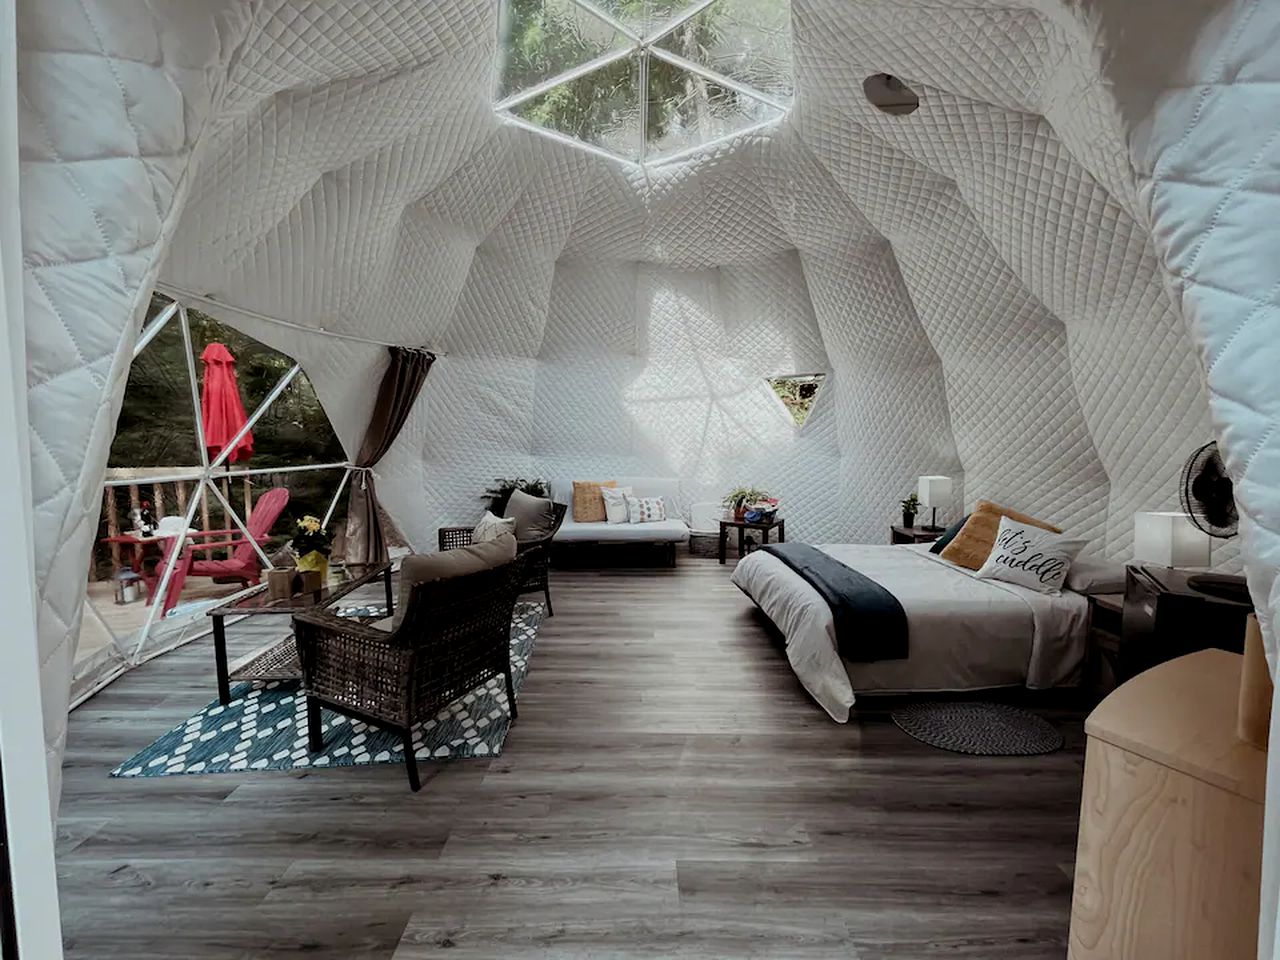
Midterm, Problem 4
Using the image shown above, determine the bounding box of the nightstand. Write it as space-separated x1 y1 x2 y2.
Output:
1085 593 1124 697
890 525 941 545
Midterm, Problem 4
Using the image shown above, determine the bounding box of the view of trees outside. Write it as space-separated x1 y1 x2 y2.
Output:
498 0 791 162
94 300 348 579
768 373 825 426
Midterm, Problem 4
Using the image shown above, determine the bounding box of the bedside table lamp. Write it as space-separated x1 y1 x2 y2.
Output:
1133 511 1211 568
917 475 952 532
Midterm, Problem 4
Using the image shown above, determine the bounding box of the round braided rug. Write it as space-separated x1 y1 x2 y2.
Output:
890 701 1063 756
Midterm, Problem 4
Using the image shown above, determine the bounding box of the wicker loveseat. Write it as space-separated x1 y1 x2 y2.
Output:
438 500 567 615
293 551 532 791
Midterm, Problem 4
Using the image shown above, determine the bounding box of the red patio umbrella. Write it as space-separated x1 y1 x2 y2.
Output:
200 342 254 464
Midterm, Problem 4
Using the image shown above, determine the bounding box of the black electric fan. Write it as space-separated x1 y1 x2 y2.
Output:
1178 441 1250 603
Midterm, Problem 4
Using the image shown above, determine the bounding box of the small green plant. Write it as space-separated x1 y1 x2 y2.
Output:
900 493 920 514
723 486 772 510
483 476 549 514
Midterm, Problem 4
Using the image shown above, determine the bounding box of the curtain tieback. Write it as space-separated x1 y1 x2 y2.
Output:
352 465 378 490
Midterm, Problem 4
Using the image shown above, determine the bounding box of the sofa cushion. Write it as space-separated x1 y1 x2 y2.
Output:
551 476 683 516
601 485 633 524
940 500 1061 570
555 516 690 543
503 488 558 541
626 495 667 524
395 532 517 625
572 479 616 523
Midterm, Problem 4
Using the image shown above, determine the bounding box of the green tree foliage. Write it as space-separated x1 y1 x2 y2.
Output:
501 0 734 153
768 374 824 426
97 300 349 578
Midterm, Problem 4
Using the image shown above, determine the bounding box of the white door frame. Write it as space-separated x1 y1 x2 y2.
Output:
0 0 65 953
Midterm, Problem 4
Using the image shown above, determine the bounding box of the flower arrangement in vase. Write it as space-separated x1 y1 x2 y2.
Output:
291 515 333 584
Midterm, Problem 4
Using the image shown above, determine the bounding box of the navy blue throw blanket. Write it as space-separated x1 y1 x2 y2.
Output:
761 543 908 662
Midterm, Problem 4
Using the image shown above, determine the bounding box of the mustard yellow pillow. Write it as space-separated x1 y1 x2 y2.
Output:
572 480 616 523
939 499 1061 570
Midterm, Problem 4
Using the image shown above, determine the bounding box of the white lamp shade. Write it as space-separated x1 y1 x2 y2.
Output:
917 475 953 507
1133 511 1212 568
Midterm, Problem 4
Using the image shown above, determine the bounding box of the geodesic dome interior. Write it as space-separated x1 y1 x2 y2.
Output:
17 0 1280 835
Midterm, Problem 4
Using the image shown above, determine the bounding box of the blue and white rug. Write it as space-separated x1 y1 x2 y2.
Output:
112 601 543 778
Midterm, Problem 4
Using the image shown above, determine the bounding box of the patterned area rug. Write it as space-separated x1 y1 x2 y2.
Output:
890 701 1064 756
112 602 543 778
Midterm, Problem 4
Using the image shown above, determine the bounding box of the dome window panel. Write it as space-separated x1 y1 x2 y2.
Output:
652 0 794 102
766 373 826 427
495 0 632 102
504 51 645 163
496 0 792 165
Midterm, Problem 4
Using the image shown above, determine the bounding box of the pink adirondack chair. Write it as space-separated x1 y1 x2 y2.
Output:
156 487 291 615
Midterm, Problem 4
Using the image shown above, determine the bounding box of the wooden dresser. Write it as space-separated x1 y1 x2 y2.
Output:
1069 649 1266 959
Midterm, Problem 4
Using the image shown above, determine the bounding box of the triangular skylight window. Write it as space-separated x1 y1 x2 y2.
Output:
495 0 792 165
767 373 826 427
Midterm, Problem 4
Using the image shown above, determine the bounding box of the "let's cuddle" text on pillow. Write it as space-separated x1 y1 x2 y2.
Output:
973 515 1087 595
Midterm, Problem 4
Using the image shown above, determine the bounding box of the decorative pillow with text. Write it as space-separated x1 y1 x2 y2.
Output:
974 516 1087 595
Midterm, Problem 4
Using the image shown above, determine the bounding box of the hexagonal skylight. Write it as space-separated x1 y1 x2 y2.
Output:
495 0 792 166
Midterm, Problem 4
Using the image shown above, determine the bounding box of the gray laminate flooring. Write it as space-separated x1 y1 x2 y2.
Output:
57 557 1085 959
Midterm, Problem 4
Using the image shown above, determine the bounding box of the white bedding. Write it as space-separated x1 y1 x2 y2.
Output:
731 542 1089 721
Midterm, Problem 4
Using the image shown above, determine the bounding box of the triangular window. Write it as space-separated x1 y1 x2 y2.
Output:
767 373 826 427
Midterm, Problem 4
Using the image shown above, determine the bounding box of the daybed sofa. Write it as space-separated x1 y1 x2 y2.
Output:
548 477 691 565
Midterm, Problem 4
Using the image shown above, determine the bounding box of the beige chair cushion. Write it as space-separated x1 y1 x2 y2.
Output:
394 532 517 626
572 479 616 523
503 488 557 540
939 499 1061 570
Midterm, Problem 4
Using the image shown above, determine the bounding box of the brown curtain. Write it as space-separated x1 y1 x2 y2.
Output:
342 346 434 565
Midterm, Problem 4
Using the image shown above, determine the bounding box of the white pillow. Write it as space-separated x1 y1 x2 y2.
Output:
472 510 517 543
1064 559 1128 595
974 516 1087 595
600 485 633 524
626 495 667 524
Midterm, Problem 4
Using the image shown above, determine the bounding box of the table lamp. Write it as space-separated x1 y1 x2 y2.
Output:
917 475 953 532
1133 511 1211 568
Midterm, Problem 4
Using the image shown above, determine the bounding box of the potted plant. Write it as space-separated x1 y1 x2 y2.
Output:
482 476 549 515
900 493 920 528
723 486 772 522
291 515 333 585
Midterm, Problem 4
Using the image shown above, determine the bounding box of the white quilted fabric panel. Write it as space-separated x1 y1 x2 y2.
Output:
19 0 1273 828
18 0 251 807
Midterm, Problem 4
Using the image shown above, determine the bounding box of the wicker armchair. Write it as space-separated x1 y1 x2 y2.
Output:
292 551 532 791
437 501 567 615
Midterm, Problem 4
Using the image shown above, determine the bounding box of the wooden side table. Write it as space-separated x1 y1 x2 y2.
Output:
890 525 942 545
1069 650 1264 959
718 518 785 564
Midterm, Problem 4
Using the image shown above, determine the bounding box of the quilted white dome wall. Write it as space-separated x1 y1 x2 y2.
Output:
17 0 1279 815
157 0 1223 562
16 1 253 805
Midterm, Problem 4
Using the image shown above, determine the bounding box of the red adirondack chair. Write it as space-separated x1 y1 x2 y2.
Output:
156 487 291 615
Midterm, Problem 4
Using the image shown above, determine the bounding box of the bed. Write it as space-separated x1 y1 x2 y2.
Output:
731 541 1089 721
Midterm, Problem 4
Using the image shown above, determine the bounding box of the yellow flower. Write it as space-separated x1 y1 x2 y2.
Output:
299 516 322 534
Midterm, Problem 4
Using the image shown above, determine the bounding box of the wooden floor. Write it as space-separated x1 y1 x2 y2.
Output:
58 557 1087 959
